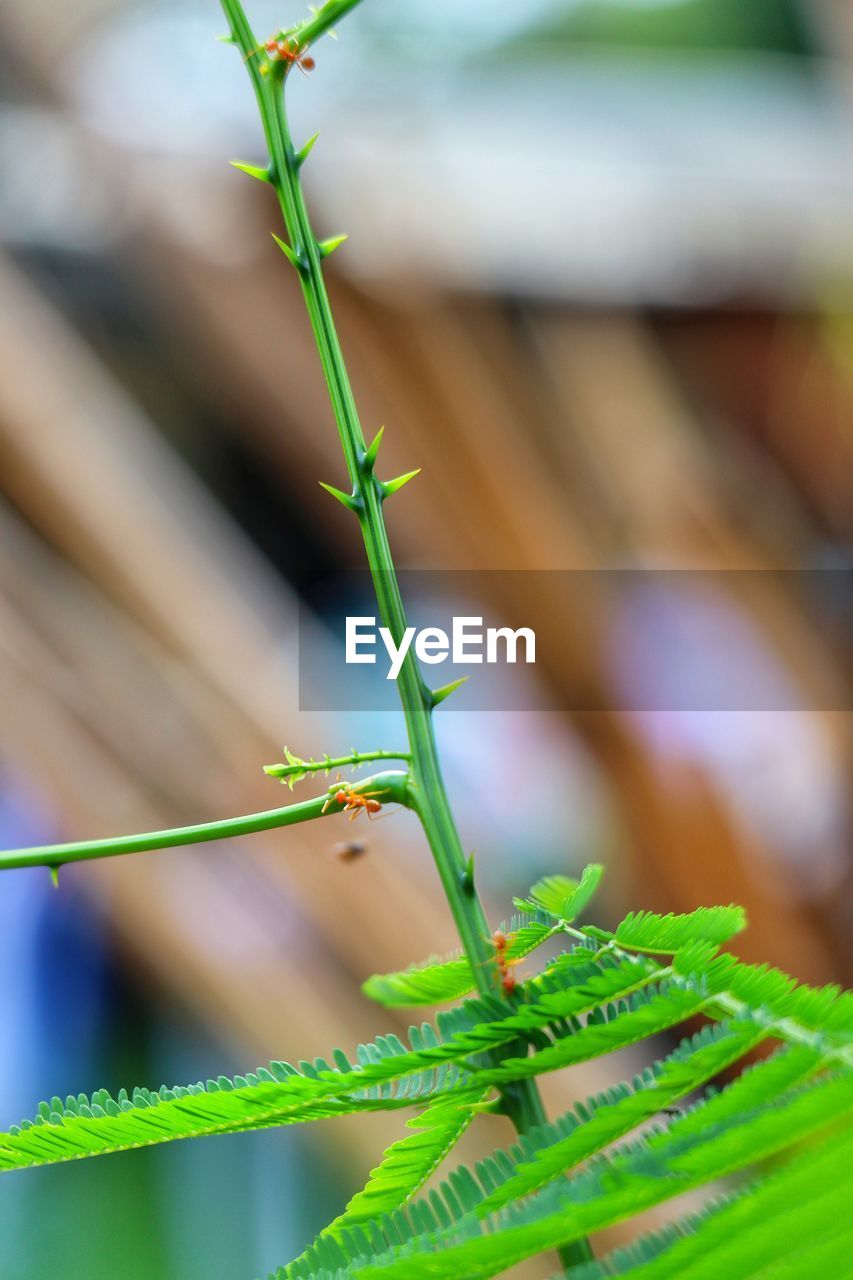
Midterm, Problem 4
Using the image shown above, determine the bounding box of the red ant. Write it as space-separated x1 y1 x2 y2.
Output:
322 782 387 822
492 930 519 996
247 35 315 74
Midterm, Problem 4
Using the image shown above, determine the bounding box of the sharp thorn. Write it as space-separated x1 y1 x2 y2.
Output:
318 233 348 259
364 425 385 469
431 676 468 707
296 132 320 166
49 865 60 889
319 481 359 512
272 232 303 271
379 468 421 499
230 159 271 183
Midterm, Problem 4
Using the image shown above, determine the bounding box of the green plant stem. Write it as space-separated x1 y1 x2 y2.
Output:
0 771 411 873
282 0 363 48
220 1 591 1267
264 747 410 780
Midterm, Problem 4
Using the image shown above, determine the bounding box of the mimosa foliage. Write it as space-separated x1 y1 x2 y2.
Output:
0 5 846 1279
2 869 850 1278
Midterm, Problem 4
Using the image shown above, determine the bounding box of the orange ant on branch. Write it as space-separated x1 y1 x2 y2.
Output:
322 781 388 822
246 34 316 75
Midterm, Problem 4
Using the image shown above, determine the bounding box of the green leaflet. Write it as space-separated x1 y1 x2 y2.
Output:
612 904 747 953
363 956 476 1008
0 1068 453 1174
513 863 604 921
362 913 556 1008
476 1018 769 1214
284 1089 487 1278
673 946 853 1065
563 1119 853 1279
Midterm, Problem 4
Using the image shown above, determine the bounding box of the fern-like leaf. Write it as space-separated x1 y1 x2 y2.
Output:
611 905 747 954
269 1071 853 1278
285 1088 487 1278
565 1109 853 1279
476 1018 768 1214
513 863 604 922
0 952 663 1172
363 913 555 1008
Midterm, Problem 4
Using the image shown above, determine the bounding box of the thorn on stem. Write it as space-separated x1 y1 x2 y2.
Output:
431 676 468 707
363 426 385 470
272 232 305 272
318 233 348 259
49 865 60 889
230 160 271 183
296 132 320 166
319 481 360 512
379 469 420 500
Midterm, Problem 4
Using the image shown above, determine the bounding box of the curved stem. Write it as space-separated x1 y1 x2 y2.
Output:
0 771 411 872
219 1 591 1268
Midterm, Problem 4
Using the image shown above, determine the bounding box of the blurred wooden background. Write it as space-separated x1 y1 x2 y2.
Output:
0 0 850 1273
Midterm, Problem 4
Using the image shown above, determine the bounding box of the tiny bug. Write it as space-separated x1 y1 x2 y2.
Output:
322 782 387 822
333 840 368 862
491 930 519 997
248 35 315 74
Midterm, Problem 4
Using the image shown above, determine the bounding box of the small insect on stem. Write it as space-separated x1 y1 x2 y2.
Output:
322 781 388 822
246 34 316 75
491 929 519 996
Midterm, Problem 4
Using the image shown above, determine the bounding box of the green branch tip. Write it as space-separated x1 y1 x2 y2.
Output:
264 747 411 789
286 0 367 48
318 233 348 258
432 676 469 707
230 160 271 183
380 469 421 499
318 480 359 511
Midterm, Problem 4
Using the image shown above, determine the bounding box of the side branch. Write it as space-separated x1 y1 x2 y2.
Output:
264 747 410 786
288 0 365 46
0 770 411 873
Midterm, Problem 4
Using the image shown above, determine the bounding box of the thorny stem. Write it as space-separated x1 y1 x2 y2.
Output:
264 747 410 782
220 0 591 1268
0 3 590 1268
0 772 411 872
